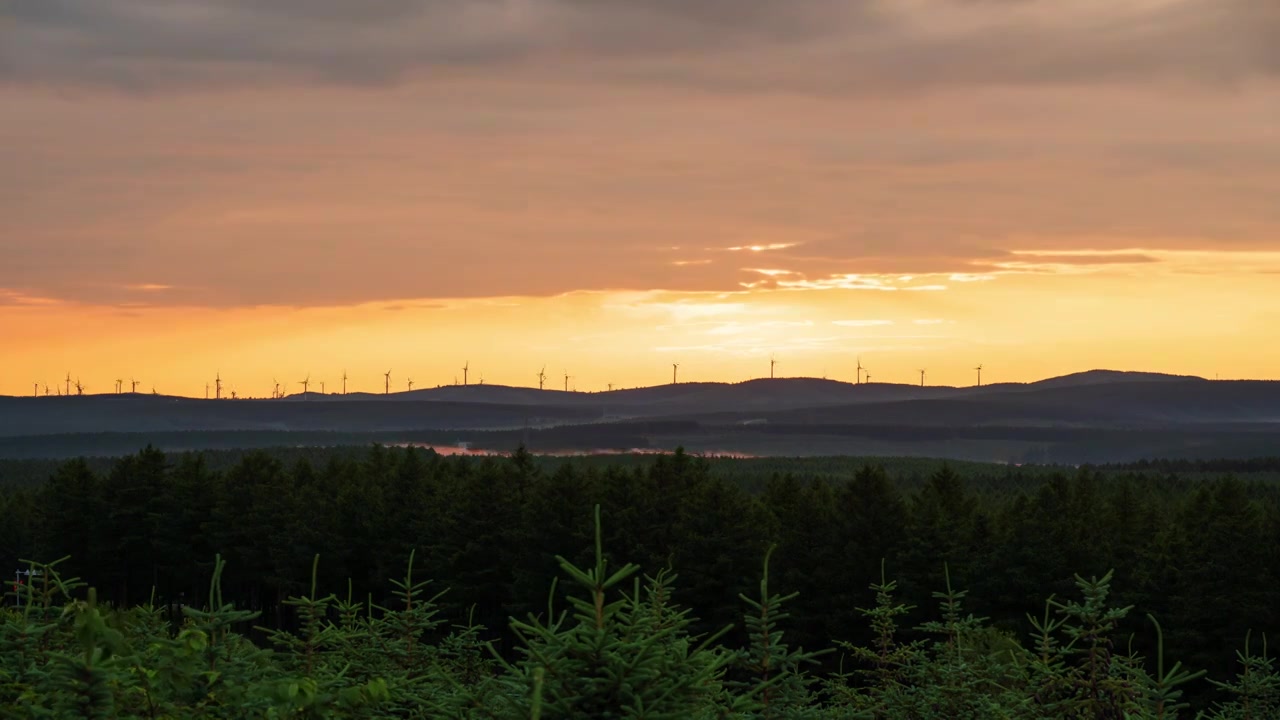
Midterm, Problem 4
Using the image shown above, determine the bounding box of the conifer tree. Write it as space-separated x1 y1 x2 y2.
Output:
734 544 828 719
496 505 750 719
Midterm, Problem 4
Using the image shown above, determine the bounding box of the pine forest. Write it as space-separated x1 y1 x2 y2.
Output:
2 445 1278 718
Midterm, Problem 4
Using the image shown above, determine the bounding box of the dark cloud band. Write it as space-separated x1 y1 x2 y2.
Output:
2 0 1274 91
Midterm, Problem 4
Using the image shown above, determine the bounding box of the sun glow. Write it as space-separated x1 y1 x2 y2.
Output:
5 248 1280 396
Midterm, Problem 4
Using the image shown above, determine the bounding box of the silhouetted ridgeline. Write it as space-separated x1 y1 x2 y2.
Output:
1 445 1277 713
3 372 1279 463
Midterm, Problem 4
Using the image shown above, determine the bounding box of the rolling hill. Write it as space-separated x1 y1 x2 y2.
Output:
2 370 1277 463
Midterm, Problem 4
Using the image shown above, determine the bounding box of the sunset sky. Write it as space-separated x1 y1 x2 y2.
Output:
3 0 1279 397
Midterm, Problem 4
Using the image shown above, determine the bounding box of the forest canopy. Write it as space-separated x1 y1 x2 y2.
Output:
2 445 1278 716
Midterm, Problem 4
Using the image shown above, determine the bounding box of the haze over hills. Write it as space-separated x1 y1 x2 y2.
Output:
1 370 1276 463
0 370 1258 430
289 369 1201 407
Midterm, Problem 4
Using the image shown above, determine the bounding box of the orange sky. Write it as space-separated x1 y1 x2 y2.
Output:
3 1 1279 396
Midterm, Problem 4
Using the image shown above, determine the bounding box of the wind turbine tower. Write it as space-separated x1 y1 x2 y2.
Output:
384 370 392 395
857 356 864 385
115 379 122 394
564 371 571 392
974 364 984 387
462 361 470 386
74 379 84 396
408 377 414 392
342 370 348 395
672 363 680 384
131 378 140 393
65 372 71 396
538 366 547 391
215 372 223 400
299 374 310 397
33 382 38 397
770 355 777 379
319 380 326 395
918 369 926 387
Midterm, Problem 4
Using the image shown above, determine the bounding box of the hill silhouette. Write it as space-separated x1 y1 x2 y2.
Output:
3 370 1277 463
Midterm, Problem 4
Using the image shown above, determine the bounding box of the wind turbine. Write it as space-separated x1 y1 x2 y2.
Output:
608 383 614 392
43 384 49 396
564 371 571 392
215 372 223 400
205 382 210 400
384 370 392 395
131 378 140 393
299 374 311 396
115 378 123 394
65 372 71 396
918 368 926 387
33 382 38 397
462 361 470 386
974 364 984 387
770 355 777 379
319 380 326 395
342 370 348 395
272 378 280 399
856 356 864 385
672 362 680 384
407 377 414 392
538 366 547 391
865 373 872 384
74 378 84 396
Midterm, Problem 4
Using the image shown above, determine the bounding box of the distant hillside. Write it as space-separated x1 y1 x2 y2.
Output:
701 379 1280 428
288 378 953 411
0 395 603 438
0 371 1255 436
1024 369 1205 389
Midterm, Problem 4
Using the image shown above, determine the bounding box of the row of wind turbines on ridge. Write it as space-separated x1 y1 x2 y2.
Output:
762 356 984 388
29 373 139 397
29 358 986 399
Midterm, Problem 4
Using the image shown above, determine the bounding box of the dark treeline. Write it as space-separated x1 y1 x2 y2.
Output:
1 444 1278 711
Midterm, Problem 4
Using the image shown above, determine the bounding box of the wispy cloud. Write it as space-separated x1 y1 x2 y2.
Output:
832 319 894 327
724 243 801 253
773 274 947 292
0 289 62 306
705 319 814 335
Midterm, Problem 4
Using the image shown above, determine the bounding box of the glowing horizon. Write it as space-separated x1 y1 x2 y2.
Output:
6 246 1279 398
4 1 1278 395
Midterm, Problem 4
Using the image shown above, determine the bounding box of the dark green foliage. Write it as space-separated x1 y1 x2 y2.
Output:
734 544 829 719
494 506 748 719
3 446 1280 717
1202 631 1280 720
0 509 1276 718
